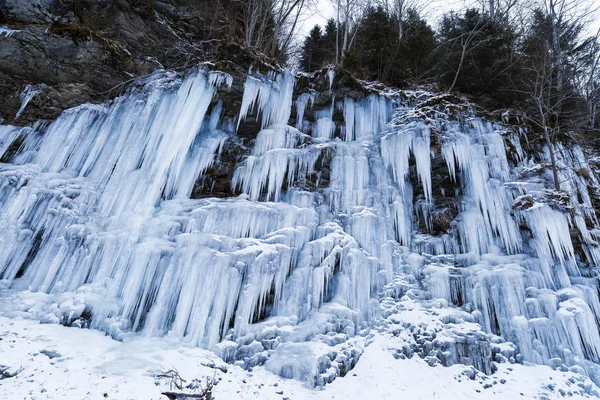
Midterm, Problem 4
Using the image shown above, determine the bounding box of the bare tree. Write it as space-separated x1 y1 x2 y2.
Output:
269 0 317 57
219 0 314 60
512 0 598 191
473 0 520 19
156 368 216 400
446 21 486 92
445 0 521 89
392 0 406 40
517 53 565 190
332 0 370 65
241 0 273 49
378 0 433 41
438 10 492 93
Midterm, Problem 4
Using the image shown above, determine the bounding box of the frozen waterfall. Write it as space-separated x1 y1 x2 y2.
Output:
2 67 600 387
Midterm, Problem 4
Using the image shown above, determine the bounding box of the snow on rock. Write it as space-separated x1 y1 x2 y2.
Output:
2 66 600 396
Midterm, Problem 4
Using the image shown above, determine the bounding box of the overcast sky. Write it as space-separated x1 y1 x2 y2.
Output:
298 0 466 36
298 0 600 37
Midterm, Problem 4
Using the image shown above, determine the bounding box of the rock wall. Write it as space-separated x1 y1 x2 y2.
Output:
0 0 228 124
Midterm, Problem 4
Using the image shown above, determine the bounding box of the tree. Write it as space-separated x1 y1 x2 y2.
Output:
436 9 517 104
396 8 437 83
391 0 407 40
474 0 520 20
301 6 434 87
577 29 600 133
216 0 314 61
345 6 396 80
323 18 340 63
299 19 340 70
269 0 316 58
345 6 435 85
333 0 370 65
378 0 432 41
300 25 326 71
513 1 597 190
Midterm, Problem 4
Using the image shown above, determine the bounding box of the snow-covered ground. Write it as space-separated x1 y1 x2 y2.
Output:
1 316 597 400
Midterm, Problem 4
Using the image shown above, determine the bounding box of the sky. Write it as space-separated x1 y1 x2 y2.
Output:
298 0 465 36
298 0 600 38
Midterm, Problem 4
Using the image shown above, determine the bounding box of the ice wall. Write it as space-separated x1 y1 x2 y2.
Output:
2 67 600 386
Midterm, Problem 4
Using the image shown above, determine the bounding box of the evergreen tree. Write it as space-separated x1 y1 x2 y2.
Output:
343 6 435 87
322 19 339 66
345 6 397 82
395 8 437 84
436 9 516 107
301 25 325 71
299 19 340 71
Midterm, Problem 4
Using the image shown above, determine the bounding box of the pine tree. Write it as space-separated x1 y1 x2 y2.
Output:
436 9 516 106
396 8 436 84
323 19 339 66
301 25 325 71
345 6 396 82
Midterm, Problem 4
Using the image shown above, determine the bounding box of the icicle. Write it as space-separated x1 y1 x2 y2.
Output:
232 146 321 202
519 204 576 288
345 95 392 141
343 98 355 141
0 26 19 37
327 69 335 90
295 93 314 131
208 71 233 88
381 122 431 201
237 72 295 130
3 67 600 388
14 85 42 121
441 122 521 255
327 142 371 212
313 108 336 140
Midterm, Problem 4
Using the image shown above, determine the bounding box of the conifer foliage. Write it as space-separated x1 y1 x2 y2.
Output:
300 0 600 146
301 6 436 87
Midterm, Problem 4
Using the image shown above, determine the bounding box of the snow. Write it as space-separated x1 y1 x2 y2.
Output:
2 316 598 400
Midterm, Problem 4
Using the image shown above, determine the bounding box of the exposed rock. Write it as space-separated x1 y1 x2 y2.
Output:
192 138 246 199
0 365 22 379
40 349 62 359
512 194 535 210
0 0 225 123
430 207 458 235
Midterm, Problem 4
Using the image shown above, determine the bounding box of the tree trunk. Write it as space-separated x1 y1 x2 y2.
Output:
336 4 340 65
396 0 404 41
449 40 468 92
544 125 561 191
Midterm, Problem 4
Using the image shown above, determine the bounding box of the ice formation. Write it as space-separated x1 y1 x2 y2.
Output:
0 25 19 37
14 84 42 121
2 66 600 388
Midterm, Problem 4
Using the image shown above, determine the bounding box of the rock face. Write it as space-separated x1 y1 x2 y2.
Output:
0 0 221 124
